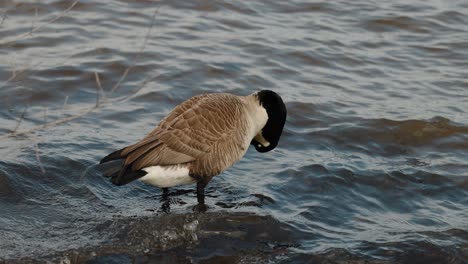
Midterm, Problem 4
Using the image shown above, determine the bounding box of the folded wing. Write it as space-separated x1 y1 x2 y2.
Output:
101 94 248 181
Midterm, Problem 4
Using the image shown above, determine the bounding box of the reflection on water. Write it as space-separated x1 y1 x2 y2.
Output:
1 0 468 263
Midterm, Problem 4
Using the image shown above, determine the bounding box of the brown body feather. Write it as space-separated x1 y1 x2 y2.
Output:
104 93 263 184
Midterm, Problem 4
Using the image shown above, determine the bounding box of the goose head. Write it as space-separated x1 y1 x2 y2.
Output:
251 90 287 153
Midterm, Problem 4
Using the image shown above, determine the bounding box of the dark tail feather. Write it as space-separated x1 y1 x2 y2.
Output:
113 169 147 186
104 165 147 186
100 148 125 164
102 163 122 178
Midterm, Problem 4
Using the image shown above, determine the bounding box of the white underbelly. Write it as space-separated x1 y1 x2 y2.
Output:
140 165 196 188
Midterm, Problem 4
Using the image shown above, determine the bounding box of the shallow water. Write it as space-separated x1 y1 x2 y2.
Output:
1 0 468 263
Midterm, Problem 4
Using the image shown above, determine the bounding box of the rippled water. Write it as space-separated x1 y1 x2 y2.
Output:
1 0 468 263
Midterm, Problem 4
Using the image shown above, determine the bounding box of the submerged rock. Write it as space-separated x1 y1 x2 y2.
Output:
6 212 295 264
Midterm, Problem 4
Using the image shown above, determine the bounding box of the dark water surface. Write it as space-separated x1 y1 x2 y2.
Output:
1 0 468 263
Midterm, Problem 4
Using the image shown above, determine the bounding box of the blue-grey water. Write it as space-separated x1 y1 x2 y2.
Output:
1 0 468 263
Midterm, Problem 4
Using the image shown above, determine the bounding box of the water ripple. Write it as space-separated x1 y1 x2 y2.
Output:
1 0 468 262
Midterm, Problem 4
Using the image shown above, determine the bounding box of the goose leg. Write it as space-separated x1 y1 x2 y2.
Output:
196 181 206 205
160 188 170 213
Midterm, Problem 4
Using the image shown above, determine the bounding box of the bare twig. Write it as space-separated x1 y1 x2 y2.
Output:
34 143 46 174
107 73 155 104
0 0 80 46
44 107 48 123
0 73 156 140
9 65 17 80
94 72 107 102
0 6 160 140
111 8 159 93
95 86 100 108
1 105 96 140
1 60 44 89
1 49 74 90
63 96 69 109
31 7 38 35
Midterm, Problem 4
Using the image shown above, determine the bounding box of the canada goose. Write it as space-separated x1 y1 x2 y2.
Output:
100 90 287 205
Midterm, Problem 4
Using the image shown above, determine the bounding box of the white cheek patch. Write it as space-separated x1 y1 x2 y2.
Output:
254 132 270 147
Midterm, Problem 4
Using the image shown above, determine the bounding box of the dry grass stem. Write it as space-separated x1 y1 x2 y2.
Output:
9 69 17 81
1 61 44 89
31 7 38 35
2 49 74 90
94 72 107 101
95 87 100 108
44 107 48 123
63 96 69 109
7 61 18 81
107 74 154 104
34 143 46 174
13 107 28 133
1 106 95 140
